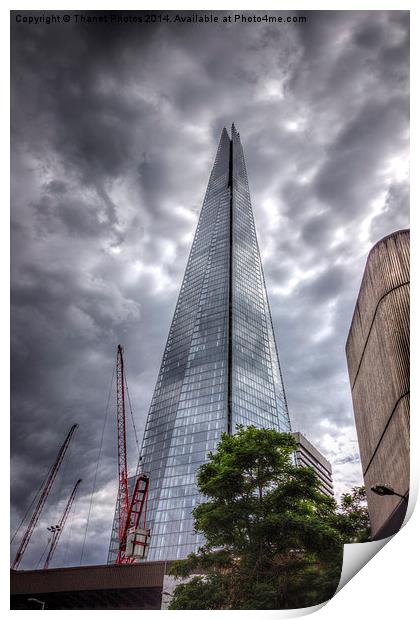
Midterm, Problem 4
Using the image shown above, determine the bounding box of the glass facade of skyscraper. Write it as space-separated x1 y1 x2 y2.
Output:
109 125 291 562
230 127 290 433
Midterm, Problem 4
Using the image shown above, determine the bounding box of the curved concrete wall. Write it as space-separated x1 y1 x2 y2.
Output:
346 229 409 538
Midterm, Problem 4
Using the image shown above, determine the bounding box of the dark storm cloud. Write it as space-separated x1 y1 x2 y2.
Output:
301 212 333 247
295 264 348 303
11 10 409 567
314 97 408 218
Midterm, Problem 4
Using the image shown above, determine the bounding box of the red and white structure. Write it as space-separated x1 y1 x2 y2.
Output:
115 345 150 564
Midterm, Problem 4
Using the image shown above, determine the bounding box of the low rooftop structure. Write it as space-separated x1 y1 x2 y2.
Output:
11 561 168 610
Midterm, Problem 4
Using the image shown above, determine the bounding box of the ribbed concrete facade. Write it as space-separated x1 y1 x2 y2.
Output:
346 229 409 539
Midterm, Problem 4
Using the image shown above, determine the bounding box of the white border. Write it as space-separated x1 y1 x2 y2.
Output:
4 2 416 618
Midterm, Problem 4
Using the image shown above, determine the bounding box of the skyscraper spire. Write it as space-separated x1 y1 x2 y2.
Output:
109 126 291 563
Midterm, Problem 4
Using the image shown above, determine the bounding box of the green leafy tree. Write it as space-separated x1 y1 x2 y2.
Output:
337 485 370 542
168 426 370 610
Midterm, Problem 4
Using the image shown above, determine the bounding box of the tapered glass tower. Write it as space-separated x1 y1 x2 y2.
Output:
111 125 291 562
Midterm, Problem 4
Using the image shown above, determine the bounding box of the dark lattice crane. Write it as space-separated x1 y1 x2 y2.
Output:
43 478 82 569
12 424 78 570
115 345 150 564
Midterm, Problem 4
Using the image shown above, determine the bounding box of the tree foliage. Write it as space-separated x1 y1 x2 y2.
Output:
168 426 370 610
337 485 370 542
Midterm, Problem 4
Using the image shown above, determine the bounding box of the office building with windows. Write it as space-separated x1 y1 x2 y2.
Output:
131 124 292 561
292 432 334 498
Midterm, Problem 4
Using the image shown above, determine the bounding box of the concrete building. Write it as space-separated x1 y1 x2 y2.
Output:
346 229 409 539
292 432 334 498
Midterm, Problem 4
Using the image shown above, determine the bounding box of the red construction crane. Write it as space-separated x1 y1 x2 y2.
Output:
12 424 78 570
115 345 150 564
43 478 82 569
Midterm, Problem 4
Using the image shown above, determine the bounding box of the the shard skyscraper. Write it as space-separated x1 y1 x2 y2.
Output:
110 125 292 563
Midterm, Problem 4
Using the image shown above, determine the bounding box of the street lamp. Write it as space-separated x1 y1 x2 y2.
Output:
28 598 45 610
371 484 408 502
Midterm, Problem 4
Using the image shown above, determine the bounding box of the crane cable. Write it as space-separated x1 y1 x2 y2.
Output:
124 373 141 460
36 536 51 570
33 434 77 569
51 425 75 528
79 365 115 565
64 494 78 566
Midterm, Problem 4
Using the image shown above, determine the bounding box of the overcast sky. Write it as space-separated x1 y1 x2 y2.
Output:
11 10 409 568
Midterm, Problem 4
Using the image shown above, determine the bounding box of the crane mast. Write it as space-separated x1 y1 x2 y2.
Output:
116 344 130 561
44 478 82 569
115 345 150 564
12 424 78 570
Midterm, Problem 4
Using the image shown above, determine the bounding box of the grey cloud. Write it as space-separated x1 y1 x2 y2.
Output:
314 98 408 218
354 23 388 49
34 193 114 239
300 213 333 247
369 181 409 244
334 454 361 465
296 264 348 303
